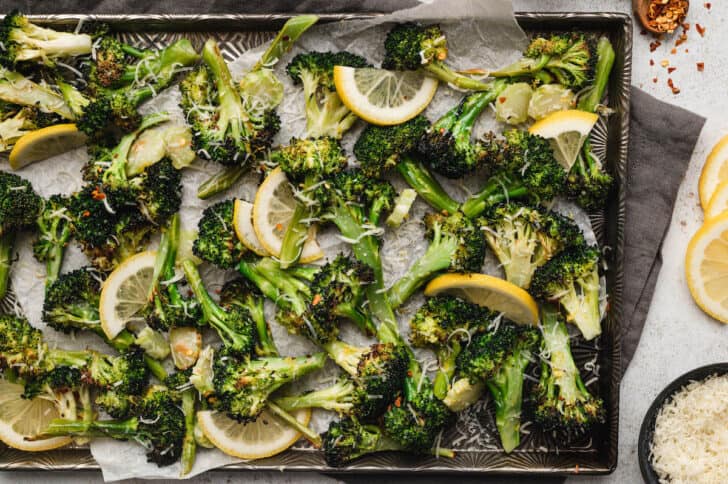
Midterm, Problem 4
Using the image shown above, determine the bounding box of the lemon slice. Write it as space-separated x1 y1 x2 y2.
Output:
8 124 87 170
99 250 157 339
685 213 728 324
705 180 728 220
253 167 323 263
0 379 72 451
333 66 438 126
699 135 728 210
197 408 310 460
233 199 269 257
529 110 599 171
424 273 539 326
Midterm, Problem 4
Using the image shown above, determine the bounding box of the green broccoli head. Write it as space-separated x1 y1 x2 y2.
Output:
424 211 486 273
89 37 127 88
530 244 602 340
0 313 44 372
354 343 408 419
565 145 613 210
0 170 41 234
192 199 247 269
477 203 585 289
271 137 348 184
132 386 187 466
409 294 494 348
353 115 430 178
382 22 447 71
130 158 182 226
85 346 149 396
322 417 402 467
42 267 102 335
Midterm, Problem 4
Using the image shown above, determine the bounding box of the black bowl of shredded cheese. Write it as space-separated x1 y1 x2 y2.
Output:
638 363 728 483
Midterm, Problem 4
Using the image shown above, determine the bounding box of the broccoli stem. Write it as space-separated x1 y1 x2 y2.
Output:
278 201 309 268
332 302 377 336
42 232 67 289
321 339 366 376
237 260 293 310
180 388 197 476
254 15 319 71
248 298 278 357
197 166 246 200
274 379 354 414
485 348 531 453
42 416 138 440
117 40 200 86
387 230 458 309
101 330 168 381
460 174 529 218
577 37 615 113
266 401 322 447
425 62 493 91
0 232 14 300
433 342 460 400
396 156 460 214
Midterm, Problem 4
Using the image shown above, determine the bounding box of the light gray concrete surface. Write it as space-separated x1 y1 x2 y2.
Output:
4 1 728 482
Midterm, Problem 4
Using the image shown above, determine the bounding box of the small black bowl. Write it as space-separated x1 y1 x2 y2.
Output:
638 362 728 483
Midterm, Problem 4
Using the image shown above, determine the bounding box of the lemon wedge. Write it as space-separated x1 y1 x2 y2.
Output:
99 250 157 339
0 379 73 451
529 109 598 171
699 134 728 210
197 408 310 460
424 273 539 326
9 124 87 170
233 199 270 256
333 66 438 126
685 213 728 324
252 167 323 263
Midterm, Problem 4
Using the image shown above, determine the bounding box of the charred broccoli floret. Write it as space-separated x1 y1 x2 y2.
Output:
0 170 41 299
565 139 613 210
286 51 370 138
354 115 459 214
387 211 486 309
192 199 247 270
322 418 407 467
382 22 492 91
477 203 585 288
272 137 348 268
220 277 277 357
460 129 567 218
530 244 602 341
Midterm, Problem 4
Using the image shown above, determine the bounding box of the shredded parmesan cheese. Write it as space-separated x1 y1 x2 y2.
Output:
650 374 728 483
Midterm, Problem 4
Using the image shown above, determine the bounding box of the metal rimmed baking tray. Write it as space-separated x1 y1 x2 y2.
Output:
0 12 630 475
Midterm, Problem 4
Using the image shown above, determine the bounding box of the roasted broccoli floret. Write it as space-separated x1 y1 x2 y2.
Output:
444 323 540 452
33 195 73 288
322 418 408 467
220 277 277 357
460 129 567 218
286 51 370 138
531 304 604 442
182 260 255 358
0 170 41 299
410 295 495 399
39 386 186 467
382 22 492 91
0 11 93 67
577 36 615 113
272 137 348 268
207 347 327 422
491 33 596 89
565 139 613 210
192 199 247 269
76 38 199 139
354 115 459 214
477 203 585 288
0 105 62 151
179 39 279 169
0 313 45 372
140 214 201 331
387 211 486 309
417 85 506 178
530 244 602 341
163 370 198 476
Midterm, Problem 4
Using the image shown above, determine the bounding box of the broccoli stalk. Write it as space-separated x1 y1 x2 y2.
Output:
382 23 494 91
460 130 566 218
195 16 317 200
220 278 278 357
33 195 72 288
417 83 507 178
0 11 93 66
0 69 74 120
182 260 255 357
577 37 615 113
531 245 602 340
531 304 604 441
387 211 486 309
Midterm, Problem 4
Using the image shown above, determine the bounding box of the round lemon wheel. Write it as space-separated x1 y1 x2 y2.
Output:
0 379 72 451
9 124 87 170
529 109 599 171
424 273 539 326
705 180 728 220
333 66 438 126
253 167 323 263
99 250 157 339
685 213 728 324
233 199 270 256
197 408 311 460
699 134 728 210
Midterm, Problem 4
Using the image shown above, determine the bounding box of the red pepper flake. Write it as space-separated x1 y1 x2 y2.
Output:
672 87 681 94
667 78 674 88
696 23 706 36
697 62 705 72
704 2 711 9
394 396 402 408
649 40 662 52
682 22 690 30
312 294 322 306
685 49 689 53
91 187 105 200
82 210 91 217
675 33 688 46
667 66 677 74
670 48 677 54
498 97 506 104
652 77 658 83
649 59 655 66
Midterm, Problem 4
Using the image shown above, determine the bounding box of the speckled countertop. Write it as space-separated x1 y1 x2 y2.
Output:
2 1 727 482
